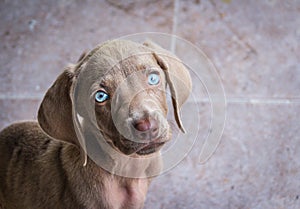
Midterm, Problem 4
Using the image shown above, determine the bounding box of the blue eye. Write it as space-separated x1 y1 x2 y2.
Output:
148 73 160 85
95 91 109 103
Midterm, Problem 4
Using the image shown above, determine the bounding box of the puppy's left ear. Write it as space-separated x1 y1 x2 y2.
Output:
38 67 77 144
143 41 192 133
38 64 88 166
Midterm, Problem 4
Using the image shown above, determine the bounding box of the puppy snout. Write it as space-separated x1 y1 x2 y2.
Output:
133 118 159 140
133 119 155 132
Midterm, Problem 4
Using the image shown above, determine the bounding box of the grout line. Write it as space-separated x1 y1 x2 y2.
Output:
0 94 300 104
227 98 300 105
192 97 300 105
0 94 44 100
170 0 179 53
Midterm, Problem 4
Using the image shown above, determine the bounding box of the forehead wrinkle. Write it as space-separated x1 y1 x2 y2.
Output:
85 42 157 80
106 61 161 94
118 56 155 78
82 47 161 95
86 41 150 74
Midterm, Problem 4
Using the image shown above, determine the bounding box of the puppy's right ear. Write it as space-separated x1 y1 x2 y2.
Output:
38 67 78 145
143 41 192 133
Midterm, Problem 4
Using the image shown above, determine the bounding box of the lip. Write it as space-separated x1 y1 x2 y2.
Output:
136 141 165 155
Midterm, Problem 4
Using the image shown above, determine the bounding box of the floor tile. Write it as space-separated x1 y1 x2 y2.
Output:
0 99 40 130
145 103 300 209
0 0 173 96
176 0 300 98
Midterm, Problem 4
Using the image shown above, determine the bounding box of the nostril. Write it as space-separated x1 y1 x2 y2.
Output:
149 118 158 131
152 127 158 133
134 119 151 132
150 120 159 138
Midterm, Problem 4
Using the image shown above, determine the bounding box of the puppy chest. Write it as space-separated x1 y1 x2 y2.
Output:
104 178 149 209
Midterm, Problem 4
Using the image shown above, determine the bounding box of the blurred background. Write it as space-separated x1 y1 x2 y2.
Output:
0 0 299 208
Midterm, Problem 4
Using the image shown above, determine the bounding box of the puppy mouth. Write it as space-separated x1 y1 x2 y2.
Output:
135 141 165 155
110 128 170 155
102 131 168 156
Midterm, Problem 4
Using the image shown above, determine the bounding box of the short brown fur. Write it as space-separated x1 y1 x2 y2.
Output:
0 40 191 209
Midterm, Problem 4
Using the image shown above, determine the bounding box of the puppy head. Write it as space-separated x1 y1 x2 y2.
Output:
38 40 192 165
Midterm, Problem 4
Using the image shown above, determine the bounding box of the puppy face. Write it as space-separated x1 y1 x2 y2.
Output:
76 54 170 156
38 40 192 165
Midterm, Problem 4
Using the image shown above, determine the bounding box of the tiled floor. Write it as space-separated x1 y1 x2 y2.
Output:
0 0 299 208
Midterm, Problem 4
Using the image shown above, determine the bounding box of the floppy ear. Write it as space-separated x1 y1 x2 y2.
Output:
38 68 77 144
143 41 192 133
38 65 88 165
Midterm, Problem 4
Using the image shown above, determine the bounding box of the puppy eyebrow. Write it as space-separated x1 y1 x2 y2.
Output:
147 67 160 74
99 79 110 88
100 83 107 89
137 64 147 70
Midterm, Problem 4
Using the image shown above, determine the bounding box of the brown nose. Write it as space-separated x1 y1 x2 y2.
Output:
134 119 151 132
133 118 159 140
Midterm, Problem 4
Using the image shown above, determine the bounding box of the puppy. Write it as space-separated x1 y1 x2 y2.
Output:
0 40 192 209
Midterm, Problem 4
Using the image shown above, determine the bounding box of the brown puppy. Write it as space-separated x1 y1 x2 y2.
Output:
0 40 191 209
